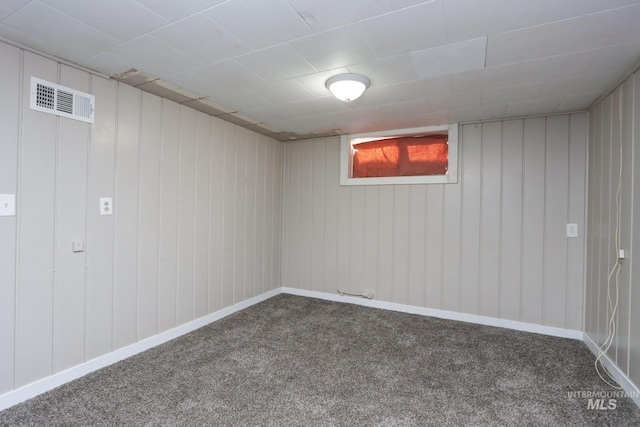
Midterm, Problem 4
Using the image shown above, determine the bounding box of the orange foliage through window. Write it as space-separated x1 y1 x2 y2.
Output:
352 135 448 178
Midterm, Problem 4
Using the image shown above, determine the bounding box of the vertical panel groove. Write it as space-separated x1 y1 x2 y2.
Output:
519 120 525 322
421 187 428 307
135 91 143 341
155 99 163 332
498 126 504 318
12 48 25 390
439 186 445 309
541 118 547 325
110 80 119 352
175 110 182 323
565 119 572 328
626 76 636 375
83 75 92 362
458 128 464 312
477 128 483 316
540 117 549 325
192 119 199 315
52 92 60 371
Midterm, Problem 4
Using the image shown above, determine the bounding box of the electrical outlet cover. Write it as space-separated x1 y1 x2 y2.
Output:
0 194 16 216
100 197 113 216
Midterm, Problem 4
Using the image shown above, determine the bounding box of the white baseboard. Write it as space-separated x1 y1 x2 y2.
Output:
583 333 640 409
0 288 280 412
281 287 584 340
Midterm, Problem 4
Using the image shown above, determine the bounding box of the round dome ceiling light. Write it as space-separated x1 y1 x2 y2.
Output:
325 73 370 102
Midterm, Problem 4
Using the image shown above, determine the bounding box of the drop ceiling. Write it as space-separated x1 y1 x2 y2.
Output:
1 0 640 141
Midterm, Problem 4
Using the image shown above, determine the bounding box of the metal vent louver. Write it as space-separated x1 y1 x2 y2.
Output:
30 77 95 123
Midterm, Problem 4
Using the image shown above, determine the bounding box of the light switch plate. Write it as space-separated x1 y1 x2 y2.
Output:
100 197 113 216
566 223 578 238
72 240 84 253
0 194 16 216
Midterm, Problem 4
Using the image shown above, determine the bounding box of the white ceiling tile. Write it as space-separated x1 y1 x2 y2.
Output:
260 97 339 120
0 0 30 11
443 0 640 43
385 0 431 10
392 75 453 101
286 0 389 32
534 0 640 42
338 106 426 134
252 79 315 104
204 0 313 50
443 0 534 42
347 54 418 86
135 0 227 20
357 1 448 57
413 110 458 126
236 44 317 82
456 104 506 122
151 14 251 65
514 50 602 84
41 0 168 41
268 113 344 133
0 1 120 62
587 42 640 75
110 35 203 77
505 97 564 117
537 72 617 98
481 83 543 106
535 0 640 21
191 59 267 90
330 107 387 131
487 26 566 67
346 102 392 121
78 52 138 77
290 24 377 71
270 87 394 117
411 37 486 79
555 93 601 112
487 4 640 67
350 85 401 108
429 92 482 112
0 6 15 21
450 63 519 94
380 99 432 117
242 106 289 123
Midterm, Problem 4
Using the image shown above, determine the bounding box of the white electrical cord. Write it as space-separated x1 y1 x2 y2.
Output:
594 87 624 390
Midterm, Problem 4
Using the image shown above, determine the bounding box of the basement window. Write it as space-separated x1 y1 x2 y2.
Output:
340 124 458 185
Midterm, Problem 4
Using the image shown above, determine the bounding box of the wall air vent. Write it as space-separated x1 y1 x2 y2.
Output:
29 77 95 123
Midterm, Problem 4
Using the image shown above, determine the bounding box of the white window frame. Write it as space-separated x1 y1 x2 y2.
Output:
340 124 458 186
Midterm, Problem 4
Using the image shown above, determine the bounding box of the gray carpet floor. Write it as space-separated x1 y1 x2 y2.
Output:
1 294 639 426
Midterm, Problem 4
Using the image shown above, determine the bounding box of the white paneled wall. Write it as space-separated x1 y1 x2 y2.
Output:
586 71 640 388
283 115 587 329
0 42 283 394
